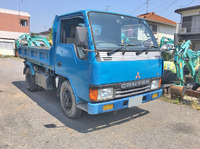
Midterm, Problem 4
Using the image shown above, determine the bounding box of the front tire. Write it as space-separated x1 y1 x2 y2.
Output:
25 68 38 92
60 80 82 118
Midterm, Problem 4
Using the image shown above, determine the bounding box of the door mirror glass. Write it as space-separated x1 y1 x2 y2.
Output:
75 26 88 48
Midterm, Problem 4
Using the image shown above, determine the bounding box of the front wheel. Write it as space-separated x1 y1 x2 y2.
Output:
60 80 82 118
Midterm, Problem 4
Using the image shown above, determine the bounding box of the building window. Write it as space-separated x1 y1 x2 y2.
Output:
20 19 28 26
149 24 157 34
182 16 192 32
192 15 200 33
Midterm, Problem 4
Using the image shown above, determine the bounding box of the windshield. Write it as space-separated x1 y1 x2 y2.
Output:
88 12 158 50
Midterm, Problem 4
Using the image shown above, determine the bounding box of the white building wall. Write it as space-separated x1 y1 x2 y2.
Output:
147 21 176 44
157 24 176 42
180 9 200 17
0 30 26 39
0 31 27 56
0 8 30 17
0 39 15 56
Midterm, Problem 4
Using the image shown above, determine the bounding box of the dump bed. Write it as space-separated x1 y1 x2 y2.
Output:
18 46 53 69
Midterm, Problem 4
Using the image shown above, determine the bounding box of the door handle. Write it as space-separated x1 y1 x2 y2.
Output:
57 62 61 66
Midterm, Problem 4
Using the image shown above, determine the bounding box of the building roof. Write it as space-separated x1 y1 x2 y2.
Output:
175 5 200 14
137 12 176 26
0 8 30 17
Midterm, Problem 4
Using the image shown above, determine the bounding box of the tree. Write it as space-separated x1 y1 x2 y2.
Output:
48 27 53 40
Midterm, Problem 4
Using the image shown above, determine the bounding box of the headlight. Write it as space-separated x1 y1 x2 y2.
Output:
151 80 160 90
98 88 113 100
89 87 114 101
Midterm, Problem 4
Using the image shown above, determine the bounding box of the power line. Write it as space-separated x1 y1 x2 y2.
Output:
159 0 178 15
129 1 146 15
183 0 196 7
155 0 174 13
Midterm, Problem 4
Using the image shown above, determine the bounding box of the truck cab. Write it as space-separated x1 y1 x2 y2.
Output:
19 10 163 118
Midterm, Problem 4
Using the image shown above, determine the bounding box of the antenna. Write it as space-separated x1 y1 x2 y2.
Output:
145 0 150 13
18 0 23 12
18 0 23 24
105 5 109 11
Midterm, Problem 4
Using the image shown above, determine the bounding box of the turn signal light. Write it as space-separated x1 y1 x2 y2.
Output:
159 79 161 88
89 89 98 101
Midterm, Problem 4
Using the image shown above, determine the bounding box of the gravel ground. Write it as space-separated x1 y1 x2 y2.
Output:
0 57 200 149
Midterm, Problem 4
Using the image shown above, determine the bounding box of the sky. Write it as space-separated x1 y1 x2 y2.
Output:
1 0 199 33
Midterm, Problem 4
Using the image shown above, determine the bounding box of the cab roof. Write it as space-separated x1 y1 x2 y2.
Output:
57 10 143 20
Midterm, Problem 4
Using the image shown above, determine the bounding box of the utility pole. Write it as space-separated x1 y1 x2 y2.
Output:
145 0 150 13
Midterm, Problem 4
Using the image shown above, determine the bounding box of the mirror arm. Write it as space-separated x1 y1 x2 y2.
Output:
81 48 95 52
81 48 99 57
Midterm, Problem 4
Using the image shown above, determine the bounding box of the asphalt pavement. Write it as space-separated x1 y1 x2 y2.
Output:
0 58 200 149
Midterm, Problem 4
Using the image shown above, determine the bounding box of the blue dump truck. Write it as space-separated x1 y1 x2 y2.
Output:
18 10 163 118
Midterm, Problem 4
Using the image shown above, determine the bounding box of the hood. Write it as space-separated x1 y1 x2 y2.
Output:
90 58 163 85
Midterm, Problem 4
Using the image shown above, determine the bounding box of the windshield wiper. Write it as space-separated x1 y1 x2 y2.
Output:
107 44 139 56
136 45 158 56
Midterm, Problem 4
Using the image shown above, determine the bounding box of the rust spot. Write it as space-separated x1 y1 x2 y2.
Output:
185 89 200 98
170 85 185 100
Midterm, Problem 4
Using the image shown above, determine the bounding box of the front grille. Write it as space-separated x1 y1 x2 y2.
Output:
102 57 112 61
115 84 151 98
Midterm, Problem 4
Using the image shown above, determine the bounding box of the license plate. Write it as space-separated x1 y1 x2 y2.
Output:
103 104 113 111
128 96 143 108
152 93 158 98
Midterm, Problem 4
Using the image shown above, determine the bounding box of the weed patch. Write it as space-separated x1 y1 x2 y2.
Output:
161 94 200 110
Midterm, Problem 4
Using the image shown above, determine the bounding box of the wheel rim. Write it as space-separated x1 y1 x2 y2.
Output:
62 89 72 111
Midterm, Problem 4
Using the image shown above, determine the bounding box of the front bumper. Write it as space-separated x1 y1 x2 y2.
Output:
87 89 162 114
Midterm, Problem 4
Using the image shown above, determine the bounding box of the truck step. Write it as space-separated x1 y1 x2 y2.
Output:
77 104 87 112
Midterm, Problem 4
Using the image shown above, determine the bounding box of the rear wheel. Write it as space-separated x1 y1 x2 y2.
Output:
60 80 82 118
25 68 38 92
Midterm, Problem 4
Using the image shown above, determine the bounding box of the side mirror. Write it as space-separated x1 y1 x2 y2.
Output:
174 33 179 47
75 26 88 48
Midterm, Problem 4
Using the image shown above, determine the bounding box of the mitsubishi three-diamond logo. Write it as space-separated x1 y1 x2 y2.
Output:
135 72 140 79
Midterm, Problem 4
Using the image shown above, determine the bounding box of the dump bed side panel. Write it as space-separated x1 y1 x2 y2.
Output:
18 46 53 69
